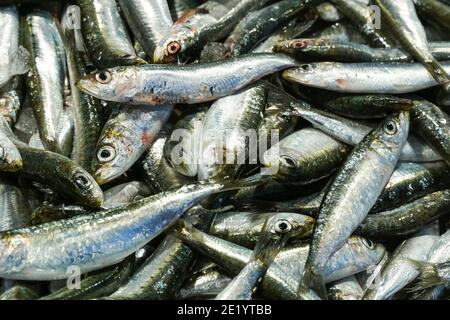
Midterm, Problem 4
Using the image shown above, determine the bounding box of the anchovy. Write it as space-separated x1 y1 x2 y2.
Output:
363 233 438 300
375 0 450 91
93 104 173 185
289 102 441 162
300 112 409 299
76 0 142 68
0 5 29 88
21 10 65 153
283 61 450 94
77 53 298 105
118 0 173 59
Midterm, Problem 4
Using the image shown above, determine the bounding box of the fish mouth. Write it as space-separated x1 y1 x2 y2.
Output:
282 69 306 84
76 79 101 98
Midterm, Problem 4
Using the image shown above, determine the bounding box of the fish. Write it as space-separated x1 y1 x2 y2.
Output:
288 102 441 162
174 223 385 299
153 0 274 63
275 39 450 62
300 112 409 299
210 211 315 248
0 76 23 126
330 0 393 48
328 275 364 300
263 127 351 183
282 61 450 94
363 232 438 300
63 23 103 172
0 177 31 232
176 266 232 300
409 230 450 298
76 0 143 68
0 5 30 88
224 0 319 56
410 100 450 166
0 177 259 280
77 53 298 105
215 217 290 300
198 83 267 182
118 0 173 59
0 115 103 208
21 9 65 153
356 189 450 238
93 104 173 185
375 0 450 91
164 108 206 178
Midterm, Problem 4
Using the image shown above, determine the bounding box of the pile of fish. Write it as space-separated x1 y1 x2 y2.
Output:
0 0 450 301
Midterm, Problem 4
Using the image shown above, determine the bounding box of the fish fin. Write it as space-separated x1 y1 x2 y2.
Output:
408 260 446 292
221 173 272 192
251 218 287 267
299 265 328 300
10 46 30 76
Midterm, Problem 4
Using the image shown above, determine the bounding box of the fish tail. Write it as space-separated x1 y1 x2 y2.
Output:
409 260 446 292
299 265 328 300
10 46 30 76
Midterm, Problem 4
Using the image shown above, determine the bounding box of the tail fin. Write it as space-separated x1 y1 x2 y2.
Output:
409 260 448 292
298 265 328 300
10 46 30 76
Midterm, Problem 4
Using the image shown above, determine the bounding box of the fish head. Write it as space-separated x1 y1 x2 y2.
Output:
349 236 386 266
60 164 103 208
153 26 197 64
282 62 341 89
0 136 22 172
376 110 410 151
93 127 138 185
263 143 299 180
268 213 315 240
279 38 331 55
77 67 137 103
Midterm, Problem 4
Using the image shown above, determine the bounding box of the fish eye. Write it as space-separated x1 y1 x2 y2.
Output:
362 238 375 249
300 64 311 71
274 219 292 234
0 146 4 160
293 40 307 49
383 120 397 135
280 155 297 168
97 146 116 163
132 195 144 202
95 70 112 84
73 172 92 191
167 41 181 55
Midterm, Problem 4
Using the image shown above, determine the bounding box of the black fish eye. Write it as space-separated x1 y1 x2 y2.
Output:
383 120 397 135
300 64 311 71
73 172 92 190
95 70 112 84
281 155 297 168
362 238 374 249
97 146 116 163
274 219 292 234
